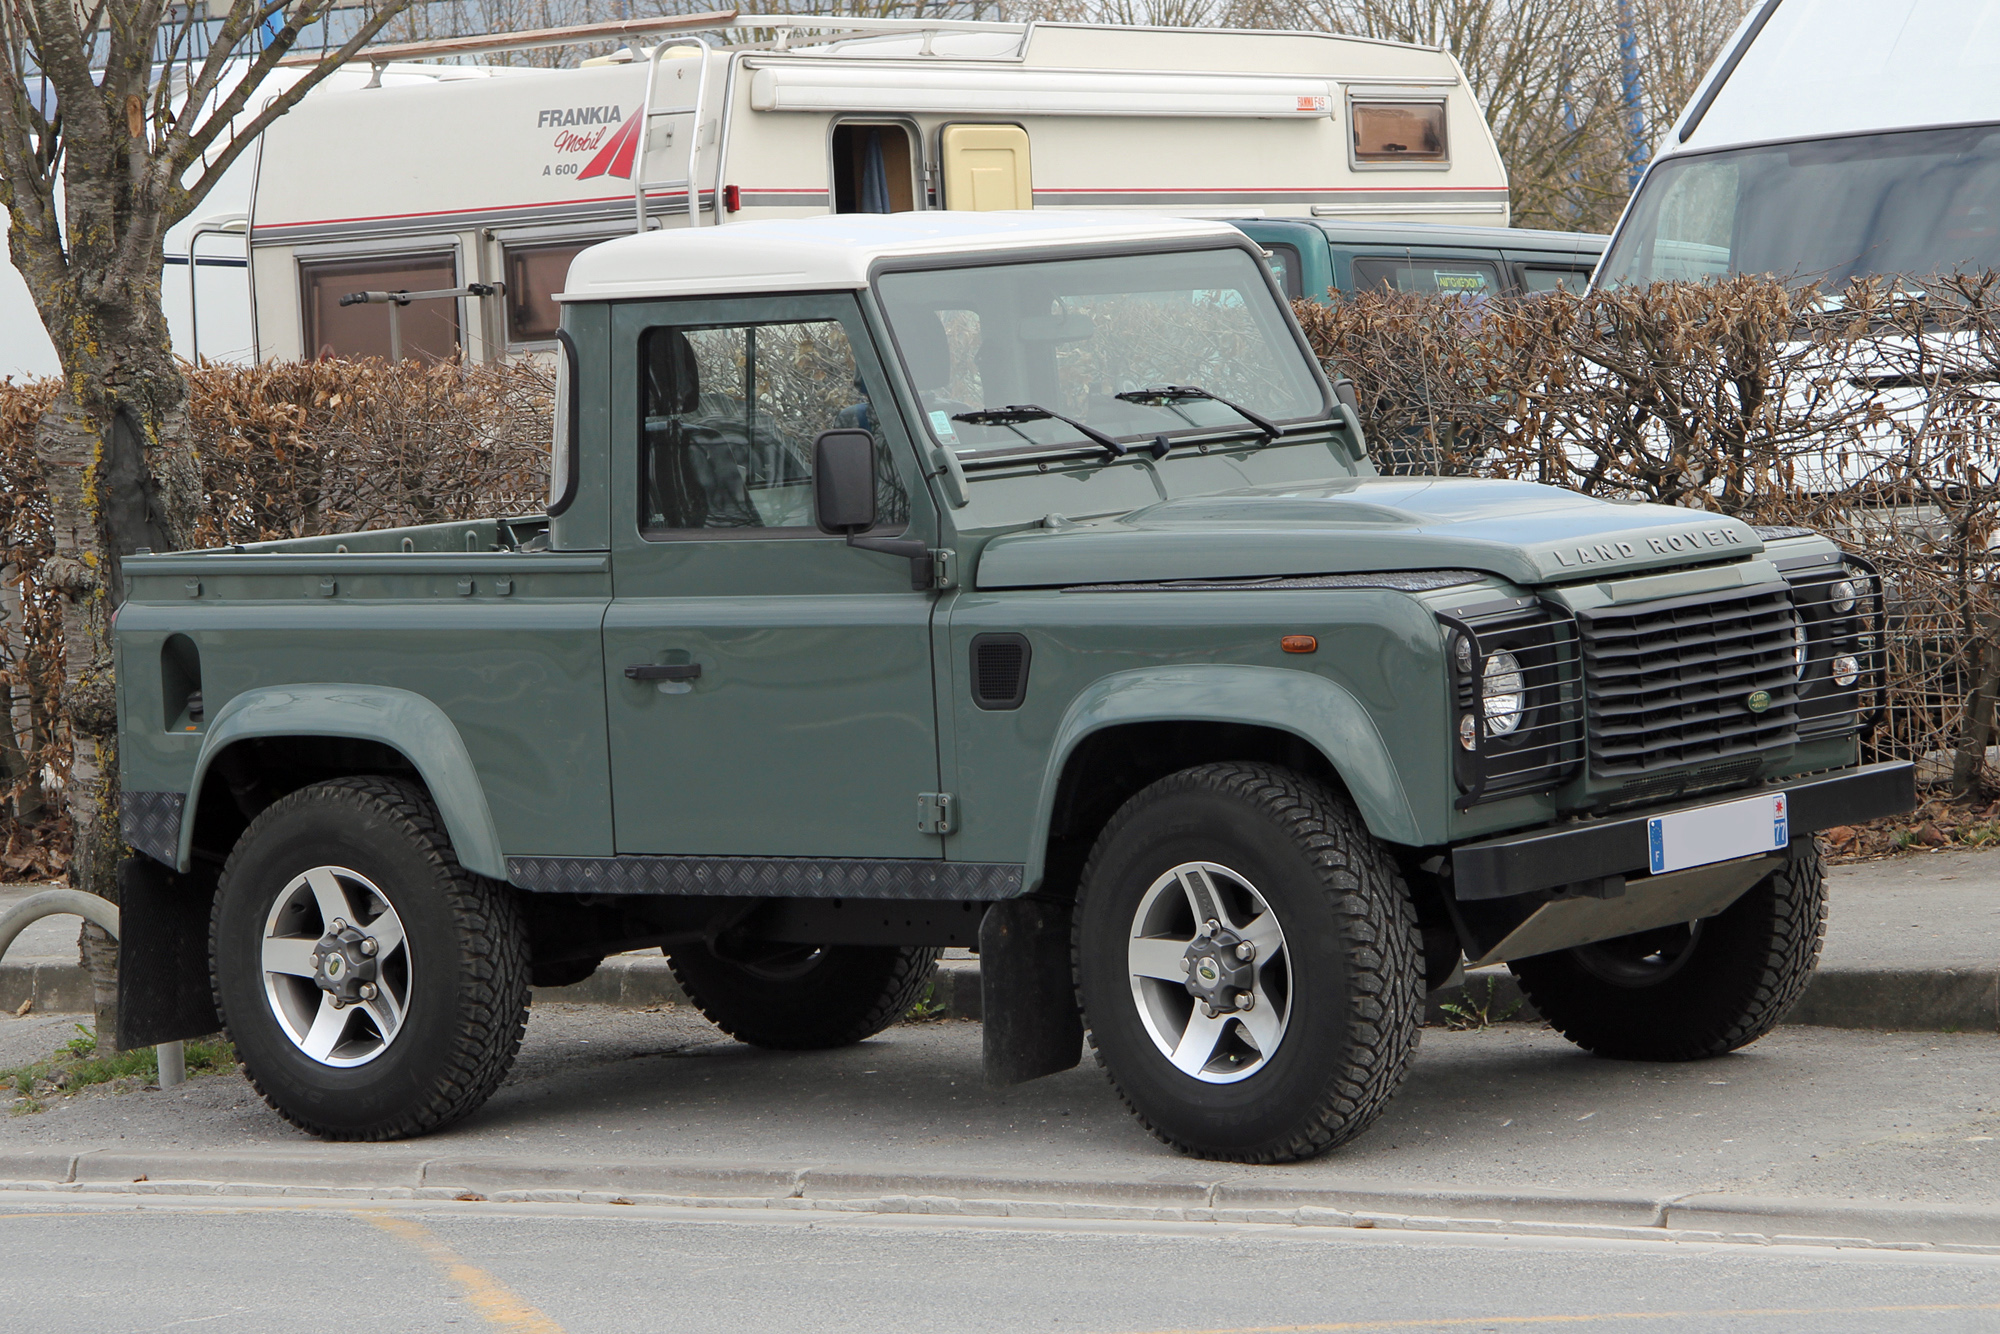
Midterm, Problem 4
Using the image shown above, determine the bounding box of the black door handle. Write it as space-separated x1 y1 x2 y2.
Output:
625 663 702 681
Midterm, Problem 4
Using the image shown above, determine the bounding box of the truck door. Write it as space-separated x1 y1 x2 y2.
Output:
602 294 944 859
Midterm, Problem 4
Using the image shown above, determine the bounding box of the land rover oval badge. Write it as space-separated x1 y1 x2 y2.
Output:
1745 689 1772 713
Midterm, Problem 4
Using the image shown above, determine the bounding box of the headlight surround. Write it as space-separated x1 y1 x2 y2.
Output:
1482 649 1525 737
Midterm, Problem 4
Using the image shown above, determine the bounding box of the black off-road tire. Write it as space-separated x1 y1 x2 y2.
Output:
666 943 940 1050
1073 762 1424 1163
1509 841 1827 1061
209 776 531 1140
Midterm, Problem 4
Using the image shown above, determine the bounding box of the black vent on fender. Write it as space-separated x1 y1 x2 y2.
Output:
970 633 1032 710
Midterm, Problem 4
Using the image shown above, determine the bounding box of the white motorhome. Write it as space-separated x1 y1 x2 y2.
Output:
213 13 1513 370
1595 0 2000 287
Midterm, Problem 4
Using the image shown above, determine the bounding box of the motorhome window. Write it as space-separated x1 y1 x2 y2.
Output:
876 248 1327 459
505 243 589 344
1263 244 1304 300
637 321 908 534
300 254 458 362
1352 257 1501 297
1518 265 1592 294
832 124 916 213
1351 102 1448 164
1599 124 2000 287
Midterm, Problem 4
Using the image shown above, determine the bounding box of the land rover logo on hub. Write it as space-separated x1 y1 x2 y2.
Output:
1745 690 1773 714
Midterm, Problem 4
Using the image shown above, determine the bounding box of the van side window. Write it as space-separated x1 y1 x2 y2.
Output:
1263 244 1304 300
505 243 589 343
299 253 458 361
1352 257 1499 297
832 124 917 213
638 321 909 534
1518 266 1592 294
1351 102 1448 165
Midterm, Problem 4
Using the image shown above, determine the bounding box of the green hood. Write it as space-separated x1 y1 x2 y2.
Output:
972 477 1764 590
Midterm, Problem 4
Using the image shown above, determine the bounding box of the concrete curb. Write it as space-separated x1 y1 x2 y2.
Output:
12 954 1998 1034
2 1149 1996 1252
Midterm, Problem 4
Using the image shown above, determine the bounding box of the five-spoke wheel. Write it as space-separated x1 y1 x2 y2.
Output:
260 866 412 1067
1127 862 1290 1083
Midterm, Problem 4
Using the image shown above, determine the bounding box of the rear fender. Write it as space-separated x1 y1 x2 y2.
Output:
1027 664 1421 890
178 685 506 880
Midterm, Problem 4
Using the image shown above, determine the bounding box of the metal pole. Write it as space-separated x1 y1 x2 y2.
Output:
0 889 185 1088
1617 0 1646 190
389 301 402 365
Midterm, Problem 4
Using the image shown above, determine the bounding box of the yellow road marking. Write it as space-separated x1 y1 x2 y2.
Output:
1111 1304 2000 1333
361 1212 567 1333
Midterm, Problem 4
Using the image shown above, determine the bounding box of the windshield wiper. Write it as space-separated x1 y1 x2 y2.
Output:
952 405 1129 460
1115 385 1282 443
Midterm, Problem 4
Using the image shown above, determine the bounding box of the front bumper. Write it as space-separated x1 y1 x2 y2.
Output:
1451 760 1916 902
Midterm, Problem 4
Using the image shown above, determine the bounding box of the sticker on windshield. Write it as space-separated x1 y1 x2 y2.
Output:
1434 271 1489 292
928 410 958 441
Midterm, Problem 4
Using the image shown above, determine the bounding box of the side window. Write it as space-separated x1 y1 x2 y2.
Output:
1518 265 1592 294
1351 256 1501 297
639 320 909 535
300 252 458 361
1350 101 1448 165
505 243 590 343
1263 243 1304 300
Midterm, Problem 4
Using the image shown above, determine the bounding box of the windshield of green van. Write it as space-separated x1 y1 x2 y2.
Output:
875 247 1329 460
1598 124 2000 287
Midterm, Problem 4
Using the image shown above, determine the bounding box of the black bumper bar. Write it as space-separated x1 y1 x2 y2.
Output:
1451 761 1916 902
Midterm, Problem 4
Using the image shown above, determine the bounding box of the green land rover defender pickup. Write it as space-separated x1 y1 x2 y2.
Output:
113 212 1914 1162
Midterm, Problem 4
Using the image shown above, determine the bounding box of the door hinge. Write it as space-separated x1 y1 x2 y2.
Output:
931 548 957 590
917 792 956 835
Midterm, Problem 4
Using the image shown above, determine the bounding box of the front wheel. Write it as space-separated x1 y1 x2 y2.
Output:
210 777 531 1140
1509 840 1827 1061
1074 763 1423 1163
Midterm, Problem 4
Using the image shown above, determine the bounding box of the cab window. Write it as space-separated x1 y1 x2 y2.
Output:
1518 265 1592 294
638 320 909 534
1263 243 1303 300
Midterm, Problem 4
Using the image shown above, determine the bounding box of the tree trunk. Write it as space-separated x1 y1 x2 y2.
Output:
35 307 203 1046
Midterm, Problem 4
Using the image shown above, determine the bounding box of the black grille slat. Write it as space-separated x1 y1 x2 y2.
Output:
1576 580 1803 778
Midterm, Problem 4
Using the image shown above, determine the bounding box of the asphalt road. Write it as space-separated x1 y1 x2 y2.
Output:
2 1195 1997 1334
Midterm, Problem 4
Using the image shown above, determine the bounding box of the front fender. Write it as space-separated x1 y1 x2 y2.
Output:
1024 664 1423 890
178 685 507 880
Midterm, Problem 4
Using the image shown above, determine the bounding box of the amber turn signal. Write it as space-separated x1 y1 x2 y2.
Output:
1280 635 1317 654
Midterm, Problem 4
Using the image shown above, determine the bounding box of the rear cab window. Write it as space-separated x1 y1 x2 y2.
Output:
1351 256 1502 298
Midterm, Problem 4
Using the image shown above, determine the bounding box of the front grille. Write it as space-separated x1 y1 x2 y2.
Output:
1575 582 1802 777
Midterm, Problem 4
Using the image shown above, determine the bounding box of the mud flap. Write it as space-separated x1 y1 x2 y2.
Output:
115 856 222 1051
979 896 1083 1088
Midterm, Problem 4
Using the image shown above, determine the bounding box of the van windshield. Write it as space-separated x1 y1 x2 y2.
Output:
875 247 1328 459
1598 124 2000 287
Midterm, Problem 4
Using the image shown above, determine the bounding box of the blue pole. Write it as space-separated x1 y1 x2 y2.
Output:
1618 0 1646 189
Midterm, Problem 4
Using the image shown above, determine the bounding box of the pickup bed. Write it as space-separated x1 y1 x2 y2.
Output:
115 211 1913 1160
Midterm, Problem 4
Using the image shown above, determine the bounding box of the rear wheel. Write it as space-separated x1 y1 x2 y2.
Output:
210 777 531 1140
1509 841 1827 1061
1073 762 1423 1163
666 942 939 1050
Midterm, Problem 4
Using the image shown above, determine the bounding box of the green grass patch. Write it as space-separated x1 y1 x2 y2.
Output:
1436 976 1523 1031
5 1025 236 1114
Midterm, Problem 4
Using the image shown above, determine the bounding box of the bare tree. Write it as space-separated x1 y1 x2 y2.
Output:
0 0 411 1028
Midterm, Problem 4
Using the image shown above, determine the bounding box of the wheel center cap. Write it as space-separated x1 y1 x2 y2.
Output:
1181 924 1256 1016
311 921 381 1003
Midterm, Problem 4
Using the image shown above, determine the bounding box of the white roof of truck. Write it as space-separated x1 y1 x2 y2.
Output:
558 211 1244 301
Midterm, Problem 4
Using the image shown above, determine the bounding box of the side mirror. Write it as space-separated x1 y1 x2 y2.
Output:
813 429 878 534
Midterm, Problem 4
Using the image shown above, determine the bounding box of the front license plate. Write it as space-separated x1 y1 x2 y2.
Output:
1647 792 1789 875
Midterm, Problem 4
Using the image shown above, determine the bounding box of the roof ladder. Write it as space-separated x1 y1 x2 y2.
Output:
632 39 714 232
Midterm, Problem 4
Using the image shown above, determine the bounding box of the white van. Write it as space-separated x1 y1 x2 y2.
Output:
1594 0 2000 287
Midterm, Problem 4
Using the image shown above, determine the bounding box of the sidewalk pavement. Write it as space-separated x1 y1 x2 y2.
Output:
5 848 1999 1031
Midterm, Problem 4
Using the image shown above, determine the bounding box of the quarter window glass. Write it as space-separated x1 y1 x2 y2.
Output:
1264 244 1304 300
1351 102 1448 164
1352 257 1500 296
638 321 909 533
300 253 458 361
506 243 589 343
1519 266 1592 294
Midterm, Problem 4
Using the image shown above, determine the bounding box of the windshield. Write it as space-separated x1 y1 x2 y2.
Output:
875 247 1328 459
1599 124 2000 287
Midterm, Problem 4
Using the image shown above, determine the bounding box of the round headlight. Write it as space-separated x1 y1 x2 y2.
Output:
1482 650 1525 737
1458 713 1478 750
1792 622 1808 680
1454 636 1474 675
1829 579 1858 614
1833 654 1861 687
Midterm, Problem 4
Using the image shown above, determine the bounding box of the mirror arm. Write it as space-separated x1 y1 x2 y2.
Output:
847 534 935 591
